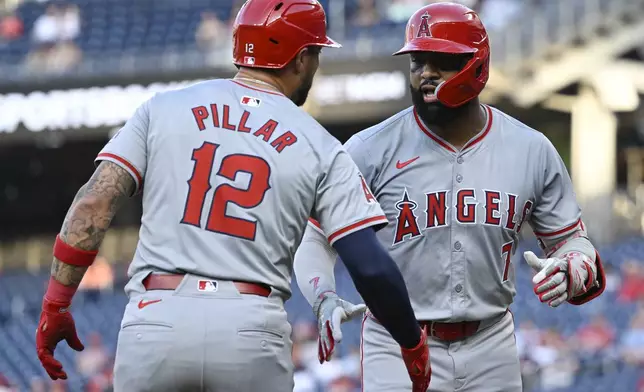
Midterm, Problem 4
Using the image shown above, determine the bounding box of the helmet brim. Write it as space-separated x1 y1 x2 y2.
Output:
318 36 342 48
393 37 476 56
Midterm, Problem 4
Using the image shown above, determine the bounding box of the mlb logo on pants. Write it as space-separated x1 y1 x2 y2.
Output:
198 280 218 292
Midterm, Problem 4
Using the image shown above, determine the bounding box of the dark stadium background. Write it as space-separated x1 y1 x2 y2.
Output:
2 0 644 391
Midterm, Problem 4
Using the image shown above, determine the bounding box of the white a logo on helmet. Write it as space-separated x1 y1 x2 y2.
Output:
244 56 255 65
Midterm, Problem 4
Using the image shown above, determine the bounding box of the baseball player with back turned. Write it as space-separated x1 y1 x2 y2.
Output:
34 1 432 391
294 3 606 392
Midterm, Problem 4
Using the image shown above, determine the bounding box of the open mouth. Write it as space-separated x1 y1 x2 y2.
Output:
421 84 437 103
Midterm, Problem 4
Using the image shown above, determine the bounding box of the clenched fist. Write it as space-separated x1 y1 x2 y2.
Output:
401 326 431 392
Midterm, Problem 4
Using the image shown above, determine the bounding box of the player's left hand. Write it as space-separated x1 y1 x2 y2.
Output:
313 291 366 363
523 251 596 307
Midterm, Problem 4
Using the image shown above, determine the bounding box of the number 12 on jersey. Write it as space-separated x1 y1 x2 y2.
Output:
180 142 271 241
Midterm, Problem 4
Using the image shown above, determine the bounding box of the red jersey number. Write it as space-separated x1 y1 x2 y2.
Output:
180 142 271 241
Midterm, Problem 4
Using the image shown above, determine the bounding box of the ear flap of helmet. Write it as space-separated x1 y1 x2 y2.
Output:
435 47 489 107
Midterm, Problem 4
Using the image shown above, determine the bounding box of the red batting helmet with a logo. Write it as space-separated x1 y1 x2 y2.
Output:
393 2 490 108
232 0 341 69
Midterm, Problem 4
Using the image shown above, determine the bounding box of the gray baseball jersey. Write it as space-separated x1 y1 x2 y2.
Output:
94 79 387 297
307 104 582 321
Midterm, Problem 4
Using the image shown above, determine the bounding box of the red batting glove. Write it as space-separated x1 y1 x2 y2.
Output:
401 326 431 392
36 279 84 380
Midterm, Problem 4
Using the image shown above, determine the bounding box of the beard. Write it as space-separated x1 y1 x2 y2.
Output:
410 83 473 127
292 70 316 107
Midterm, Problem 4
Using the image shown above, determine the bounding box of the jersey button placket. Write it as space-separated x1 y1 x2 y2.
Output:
450 159 466 318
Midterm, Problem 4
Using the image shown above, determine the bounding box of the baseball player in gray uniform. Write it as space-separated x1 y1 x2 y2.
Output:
34 1 433 391
294 3 607 392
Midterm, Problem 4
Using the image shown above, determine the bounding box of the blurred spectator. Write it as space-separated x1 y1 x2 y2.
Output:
86 361 114 392
529 328 579 390
60 3 79 42
0 372 15 392
638 376 644 392
79 256 114 302
351 0 380 28
618 259 644 302
26 2 81 72
196 11 227 51
293 340 318 392
603 263 622 293
0 11 22 41
516 321 541 391
386 0 480 24
575 314 615 355
50 380 67 392
28 377 47 392
31 4 59 50
327 375 358 392
76 332 109 378
620 304 644 365
1 0 25 13
477 0 523 31
46 3 82 73
515 320 541 359
386 0 425 23
574 314 619 376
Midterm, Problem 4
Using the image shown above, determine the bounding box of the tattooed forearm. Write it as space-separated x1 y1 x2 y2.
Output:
51 259 89 286
51 161 136 286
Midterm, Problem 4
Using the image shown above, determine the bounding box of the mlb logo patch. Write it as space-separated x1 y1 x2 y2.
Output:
244 56 255 65
198 280 218 292
241 96 261 107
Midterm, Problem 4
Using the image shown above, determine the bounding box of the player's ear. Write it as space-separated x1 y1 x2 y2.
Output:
293 48 308 75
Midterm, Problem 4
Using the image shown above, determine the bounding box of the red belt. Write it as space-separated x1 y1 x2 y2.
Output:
419 319 481 342
142 274 271 297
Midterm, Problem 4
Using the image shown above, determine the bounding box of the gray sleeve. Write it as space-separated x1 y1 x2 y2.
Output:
529 135 582 238
312 144 387 245
94 98 151 194
343 134 375 187
293 222 338 307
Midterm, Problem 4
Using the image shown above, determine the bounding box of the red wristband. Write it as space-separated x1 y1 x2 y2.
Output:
53 234 98 267
44 277 77 306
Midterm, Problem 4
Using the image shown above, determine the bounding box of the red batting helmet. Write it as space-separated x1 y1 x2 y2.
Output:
393 2 490 108
232 0 341 69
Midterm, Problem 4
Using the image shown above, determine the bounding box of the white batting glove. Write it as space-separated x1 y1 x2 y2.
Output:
312 291 366 363
524 251 596 307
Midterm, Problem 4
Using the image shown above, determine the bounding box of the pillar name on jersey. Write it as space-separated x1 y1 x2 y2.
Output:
393 188 533 245
190 104 298 154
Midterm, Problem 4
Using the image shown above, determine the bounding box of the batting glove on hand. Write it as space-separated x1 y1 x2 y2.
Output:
524 250 596 307
401 326 431 392
313 291 366 363
36 297 84 380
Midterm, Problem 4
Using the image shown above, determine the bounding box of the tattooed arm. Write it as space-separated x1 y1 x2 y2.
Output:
50 161 136 287
38 97 149 381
